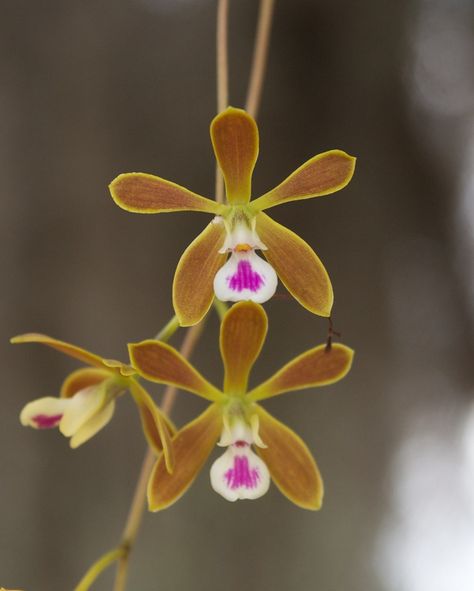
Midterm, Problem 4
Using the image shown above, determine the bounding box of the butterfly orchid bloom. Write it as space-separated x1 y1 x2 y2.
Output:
128 302 354 511
12 333 174 471
110 108 356 326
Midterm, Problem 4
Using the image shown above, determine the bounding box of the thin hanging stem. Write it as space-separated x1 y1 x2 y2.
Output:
215 0 229 204
246 0 275 119
112 448 154 591
216 0 229 114
161 321 205 415
75 548 126 591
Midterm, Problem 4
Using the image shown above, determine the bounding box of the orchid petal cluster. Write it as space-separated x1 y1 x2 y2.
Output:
13 107 356 520
12 333 175 471
128 301 354 510
109 107 356 326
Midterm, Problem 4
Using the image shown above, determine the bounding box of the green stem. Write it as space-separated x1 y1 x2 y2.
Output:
74 548 125 591
154 314 180 341
213 298 228 321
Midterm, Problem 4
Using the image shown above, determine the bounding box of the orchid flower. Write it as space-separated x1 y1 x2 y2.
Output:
128 302 354 511
110 108 356 326
12 333 174 471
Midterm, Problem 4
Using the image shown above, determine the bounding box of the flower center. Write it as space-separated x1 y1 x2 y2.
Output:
234 243 252 252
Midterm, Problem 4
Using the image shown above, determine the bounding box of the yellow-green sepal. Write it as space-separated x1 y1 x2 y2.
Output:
248 343 354 401
10 333 107 368
220 301 268 395
255 405 323 510
256 213 334 317
128 340 223 401
109 172 224 214
251 150 356 210
147 404 222 511
173 221 227 326
128 379 175 474
210 107 259 205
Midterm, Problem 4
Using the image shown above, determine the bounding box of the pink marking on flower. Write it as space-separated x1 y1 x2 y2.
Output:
225 455 260 490
32 414 63 429
228 260 264 293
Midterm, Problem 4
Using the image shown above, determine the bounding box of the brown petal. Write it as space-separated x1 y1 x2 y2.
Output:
251 150 355 210
173 221 227 326
256 213 333 317
10 333 106 368
210 108 259 205
129 380 175 473
60 368 111 399
220 302 268 395
147 404 222 511
129 340 222 401
109 173 223 214
248 343 354 401
255 406 323 510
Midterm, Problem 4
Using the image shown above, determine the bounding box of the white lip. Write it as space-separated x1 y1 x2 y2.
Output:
214 251 278 303
210 444 271 502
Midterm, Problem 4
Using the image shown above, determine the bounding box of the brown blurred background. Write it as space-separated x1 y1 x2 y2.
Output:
1 0 474 589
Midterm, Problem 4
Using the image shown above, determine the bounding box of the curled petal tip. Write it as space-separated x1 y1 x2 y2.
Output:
10 333 42 344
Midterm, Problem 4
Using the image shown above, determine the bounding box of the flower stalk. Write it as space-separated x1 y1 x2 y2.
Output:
246 0 275 118
75 548 126 591
215 0 229 205
154 314 179 341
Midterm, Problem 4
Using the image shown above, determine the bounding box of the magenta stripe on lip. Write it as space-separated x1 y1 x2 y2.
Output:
228 260 264 293
32 414 63 429
224 455 260 490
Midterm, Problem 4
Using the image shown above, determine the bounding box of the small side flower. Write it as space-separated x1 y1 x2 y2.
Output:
20 370 117 448
11 333 174 471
